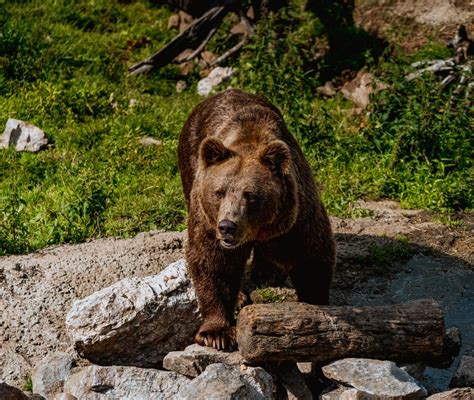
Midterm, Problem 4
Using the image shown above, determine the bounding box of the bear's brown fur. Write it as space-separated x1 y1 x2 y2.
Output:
178 89 335 350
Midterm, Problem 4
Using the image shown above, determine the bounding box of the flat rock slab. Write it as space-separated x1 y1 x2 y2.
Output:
1 119 48 152
31 352 75 399
63 365 190 400
322 358 427 399
176 363 275 400
163 344 244 377
66 259 201 367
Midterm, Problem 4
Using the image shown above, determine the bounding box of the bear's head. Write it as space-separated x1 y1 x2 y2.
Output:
196 137 298 250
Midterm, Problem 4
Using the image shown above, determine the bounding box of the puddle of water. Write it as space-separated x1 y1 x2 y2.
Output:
350 255 474 391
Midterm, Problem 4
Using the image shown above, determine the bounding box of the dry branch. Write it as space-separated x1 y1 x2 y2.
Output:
236 299 446 365
128 5 230 75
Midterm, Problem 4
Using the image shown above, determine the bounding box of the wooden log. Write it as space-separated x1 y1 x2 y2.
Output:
236 299 445 365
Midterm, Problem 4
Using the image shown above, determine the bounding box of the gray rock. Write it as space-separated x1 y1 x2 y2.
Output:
322 358 427 399
31 352 75 399
450 354 474 388
427 387 474 399
163 344 244 377
1 119 48 152
53 394 77 400
176 363 275 400
0 381 29 400
66 259 201 367
63 365 190 400
138 136 162 146
322 387 380 399
197 67 233 96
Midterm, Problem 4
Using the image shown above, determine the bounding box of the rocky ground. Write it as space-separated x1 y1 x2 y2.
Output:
1 201 472 397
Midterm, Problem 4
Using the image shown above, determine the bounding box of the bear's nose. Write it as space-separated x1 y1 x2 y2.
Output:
218 219 237 236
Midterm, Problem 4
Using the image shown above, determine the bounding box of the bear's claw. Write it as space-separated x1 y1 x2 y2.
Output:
195 326 237 351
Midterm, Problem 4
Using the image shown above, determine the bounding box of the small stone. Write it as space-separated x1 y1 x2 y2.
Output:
178 11 193 33
139 136 162 146
0 381 29 400
168 14 180 29
1 119 48 152
450 354 474 388
175 48 194 63
197 67 234 96
341 71 388 112
201 51 217 65
179 61 194 76
322 358 427 399
163 344 244 377
175 363 275 400
63 365 190 399
176 80 187 93
66 259 201 367
427 388 474 399
128 98 138 108
317 81 337 97
31 352 75 399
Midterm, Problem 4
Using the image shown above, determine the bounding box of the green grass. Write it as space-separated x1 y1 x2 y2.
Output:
1 0 472 255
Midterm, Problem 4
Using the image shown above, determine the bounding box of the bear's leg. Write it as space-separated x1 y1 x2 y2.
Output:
187 225 251 351
289 254 333 305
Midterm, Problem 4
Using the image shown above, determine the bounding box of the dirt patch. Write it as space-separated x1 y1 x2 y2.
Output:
355 0 474 51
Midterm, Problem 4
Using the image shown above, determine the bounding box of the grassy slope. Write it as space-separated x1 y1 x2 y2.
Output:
0 0 472 255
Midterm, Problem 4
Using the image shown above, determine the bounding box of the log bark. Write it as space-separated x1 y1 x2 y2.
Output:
236 299 445 365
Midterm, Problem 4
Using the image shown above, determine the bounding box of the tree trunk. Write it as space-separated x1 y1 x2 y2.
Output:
236 300 445 365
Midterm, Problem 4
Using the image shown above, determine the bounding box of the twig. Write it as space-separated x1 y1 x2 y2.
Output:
183 27 218 62
209 36 247 67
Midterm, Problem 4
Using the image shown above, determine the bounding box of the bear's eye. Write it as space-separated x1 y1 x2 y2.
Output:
215 190 225 199
244 191 257 203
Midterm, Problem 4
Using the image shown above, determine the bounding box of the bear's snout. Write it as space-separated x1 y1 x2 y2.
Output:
218 219 237 236
217 219 239 248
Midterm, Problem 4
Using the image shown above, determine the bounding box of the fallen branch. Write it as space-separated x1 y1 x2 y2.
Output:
128 5 230 75
209 36 247 67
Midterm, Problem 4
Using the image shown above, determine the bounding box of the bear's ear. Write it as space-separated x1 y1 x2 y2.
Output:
200 138 233 168
260 140 291 175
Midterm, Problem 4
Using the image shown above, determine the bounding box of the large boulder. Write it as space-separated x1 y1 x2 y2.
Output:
322 358 427 399
66 260 201 367
0 382 29 400
427 388 474 399
63 365 190 399
66 259 201 367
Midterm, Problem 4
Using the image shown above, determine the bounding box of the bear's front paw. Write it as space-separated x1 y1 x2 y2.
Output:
195 326 237 351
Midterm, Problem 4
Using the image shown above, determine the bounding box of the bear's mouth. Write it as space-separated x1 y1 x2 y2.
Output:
220 237 239 249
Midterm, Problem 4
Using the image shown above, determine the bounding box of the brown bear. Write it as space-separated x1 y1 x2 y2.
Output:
178 89 335 351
